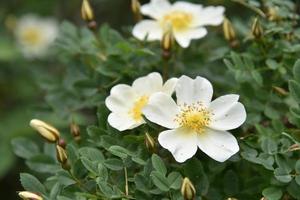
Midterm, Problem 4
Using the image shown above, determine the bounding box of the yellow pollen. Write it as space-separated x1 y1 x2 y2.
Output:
161 11 193 31
129 95 149 121
175 102 212 134
20 27 43 46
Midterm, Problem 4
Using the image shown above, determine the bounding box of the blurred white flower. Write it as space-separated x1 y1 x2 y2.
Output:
105 72 177 131
143 75 246 163
132 0 225 48
15 14 58 59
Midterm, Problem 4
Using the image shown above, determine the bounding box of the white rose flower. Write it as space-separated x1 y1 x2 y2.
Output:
132 0 225 48
105 72 177 131
15 14 58 59
143 75 246 163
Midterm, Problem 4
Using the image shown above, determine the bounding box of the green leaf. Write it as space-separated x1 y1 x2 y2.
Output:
261 138 278 154
295 160 300 186
150 171 170 192
108 145 130 159
289 80 300 102
50 183 62 200
81 158 98 176
104 158 123 171
167 172 182 190
151 154 167 175
274 168 292 183
20 173 46 195
262 187 282 200
293 59 300 82
251 70 263 86
11 137 40 159
78 147 105 161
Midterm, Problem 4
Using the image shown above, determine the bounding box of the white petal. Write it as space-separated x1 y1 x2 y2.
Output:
209 102 246 131
161 77 178 95
141 0 171 19
105 84 136 112
176 75 213 106
108 113 144 131
132 72 163 95
158 128 198 163
196 6 225 26
197 129 239 162
172 1 203 12
143 92 180 129
133 20 163 41
209 94 240 117
174 28 207 48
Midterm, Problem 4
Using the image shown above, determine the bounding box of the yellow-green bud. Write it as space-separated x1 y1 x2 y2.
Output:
131 0 142 22
251 17 263 39
181 177 196 200
56 145 68 164
223 18 236 42
81 0 94 22
145 132 156 153
70 122 81 141
30 119 60 143
161 23 174 51
227 198 238 200
18 191 43 200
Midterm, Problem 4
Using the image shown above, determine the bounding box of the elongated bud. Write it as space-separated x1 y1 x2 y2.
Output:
56 145 68 164
251 17 263 39
18 191 43 200
145 132 156 153
227 198 238 200
272 86 288 96
81 0 94 21
288 143 300 152
70 122 81 141
181 177 196 200
223 18 236 42
161 23 174 60
30 119 60 143
131 0 142 22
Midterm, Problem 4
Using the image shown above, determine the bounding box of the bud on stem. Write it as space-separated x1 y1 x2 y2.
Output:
223 18 239 48
56 145 70 170
30 119 60 143
251 17 263 39
145 132 156 153
70 122 81 142
161 23 174 60
81 0 97 30
131 0 142 22
181 177 196 200
18 191 43 200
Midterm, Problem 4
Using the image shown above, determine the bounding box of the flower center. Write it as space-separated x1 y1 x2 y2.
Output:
161 11 193 31
20 27 43 46
175 102 211 134
130 95 149 121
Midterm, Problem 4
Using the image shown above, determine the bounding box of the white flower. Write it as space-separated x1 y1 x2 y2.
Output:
105 72 177 131
132 0 225 48
143 75 246 163
15 14 58 59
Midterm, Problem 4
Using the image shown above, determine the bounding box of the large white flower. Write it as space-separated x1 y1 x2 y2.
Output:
132 0 225 48
143 75 246 163
105 72 177 131
15 14 58 59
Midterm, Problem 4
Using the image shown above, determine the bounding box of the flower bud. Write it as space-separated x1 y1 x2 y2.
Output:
18 191 43 200
223 18 236 42
30 119 60 143
162 24 174 50
131 0 142 22
227 198 238 200
56 145 68 164
251 17 263 39
181 177 196 200
81 0 94 22
70 122 81 141
145 132 156 153
267 7 280 21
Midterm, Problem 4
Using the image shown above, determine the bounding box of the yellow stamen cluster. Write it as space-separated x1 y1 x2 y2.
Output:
20 27 43 46
129 95 149 121
161 11 193 31
175 101 212 134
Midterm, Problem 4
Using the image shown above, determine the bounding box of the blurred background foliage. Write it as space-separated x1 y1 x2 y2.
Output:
2 0 300 199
